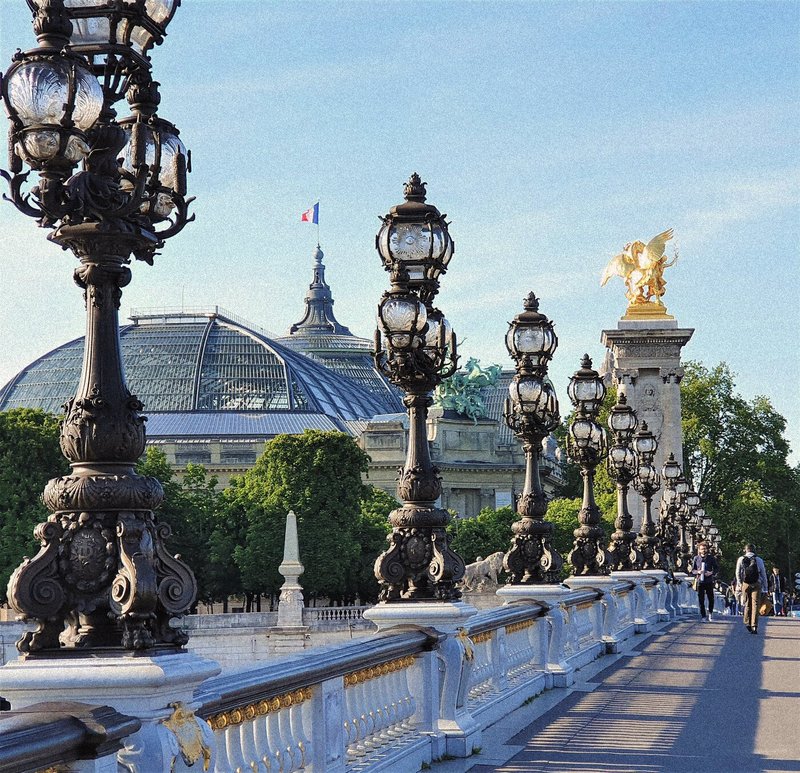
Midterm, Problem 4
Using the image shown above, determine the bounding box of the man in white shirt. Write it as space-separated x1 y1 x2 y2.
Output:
735 544 768 634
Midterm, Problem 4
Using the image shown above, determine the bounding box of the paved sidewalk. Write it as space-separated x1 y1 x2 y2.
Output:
432 615 800 773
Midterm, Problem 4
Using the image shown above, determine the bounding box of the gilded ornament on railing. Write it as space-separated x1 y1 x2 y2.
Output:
600 229 678 320
469 630 493 645
505 619 534 635
343 655 415 687
162 702 212 772
206 688 312 731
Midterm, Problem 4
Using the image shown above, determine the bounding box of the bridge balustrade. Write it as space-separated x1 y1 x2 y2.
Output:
0 576 699 772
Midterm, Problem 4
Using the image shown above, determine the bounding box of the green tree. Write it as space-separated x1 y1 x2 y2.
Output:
0 408 68 601
448 506 516 565
136 447 222 608
680 361 800 578
546 493 617 572
353 487 396 603
229 430 371 603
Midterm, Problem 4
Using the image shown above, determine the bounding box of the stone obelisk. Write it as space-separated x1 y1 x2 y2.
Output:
270 510 309 653
599 231 693 530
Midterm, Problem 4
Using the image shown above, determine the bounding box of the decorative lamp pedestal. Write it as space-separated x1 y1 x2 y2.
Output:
0 652 220 772
610 571 657 632
497 584 575 686
363 600 477 634
364 602 479 758
639 568 672 620
564 576 630 653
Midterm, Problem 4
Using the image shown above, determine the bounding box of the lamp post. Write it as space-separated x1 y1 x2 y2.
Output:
501 292 563 584
605 393 642 571
373 174 464 602
658 453 682 573
683 489 701 558
2 0 195 653
632 421 662 569
565 355 610 575
673 477 691 571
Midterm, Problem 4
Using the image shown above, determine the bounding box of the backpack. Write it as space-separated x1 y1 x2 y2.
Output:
742 555 759 584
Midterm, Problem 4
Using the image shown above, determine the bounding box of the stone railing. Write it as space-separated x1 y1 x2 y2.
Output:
195 629 438 773
303 606 371 626
0 576 699 772
0 702 139 773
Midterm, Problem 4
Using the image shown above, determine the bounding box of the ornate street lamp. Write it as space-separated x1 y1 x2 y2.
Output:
658 452 682 572
2 0 194 653
375 172 454 307
683 489 701 556
565 355 610 575
672 477 692 571
605 393 642 571
632 421 662 569
502 292 563 584
373 175 463 602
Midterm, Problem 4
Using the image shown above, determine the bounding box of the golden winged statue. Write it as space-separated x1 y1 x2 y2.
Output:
601 229 678 318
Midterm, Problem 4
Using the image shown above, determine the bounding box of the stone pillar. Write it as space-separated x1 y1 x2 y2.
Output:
270 510 309 654
601 319 693 530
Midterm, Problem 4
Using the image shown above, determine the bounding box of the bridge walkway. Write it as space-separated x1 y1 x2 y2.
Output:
434 615 800 773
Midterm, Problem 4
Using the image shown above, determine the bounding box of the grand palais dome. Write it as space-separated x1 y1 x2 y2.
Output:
0 248 403 471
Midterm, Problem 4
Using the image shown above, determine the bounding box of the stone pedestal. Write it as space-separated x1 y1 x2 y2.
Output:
640 568 672 620
0 652 220 772
364 602 480 757
601 319 693 530
610 571 657 632
497 584 575 686
564 576 630 653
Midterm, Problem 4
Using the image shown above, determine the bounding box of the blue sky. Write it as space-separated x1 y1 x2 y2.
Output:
1 1 798 461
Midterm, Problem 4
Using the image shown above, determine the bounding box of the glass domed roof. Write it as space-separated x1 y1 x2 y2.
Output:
0 308 396 423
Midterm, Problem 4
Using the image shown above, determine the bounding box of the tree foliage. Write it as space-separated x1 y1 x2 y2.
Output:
0 409 68 601
680 361 799 579
225 430 376 603
447 506 516 565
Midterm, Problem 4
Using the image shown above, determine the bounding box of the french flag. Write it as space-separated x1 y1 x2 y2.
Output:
301 202 319 224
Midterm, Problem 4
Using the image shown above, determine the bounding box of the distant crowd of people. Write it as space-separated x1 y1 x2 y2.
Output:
691 541 794 635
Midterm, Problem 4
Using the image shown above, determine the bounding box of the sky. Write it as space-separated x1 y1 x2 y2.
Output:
0 1 798 460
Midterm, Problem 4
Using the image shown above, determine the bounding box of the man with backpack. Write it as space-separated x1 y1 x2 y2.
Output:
735 544 768 634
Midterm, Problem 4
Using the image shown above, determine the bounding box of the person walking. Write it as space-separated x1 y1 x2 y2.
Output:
691 541 718 621
735 544 768 634
769 567 785 616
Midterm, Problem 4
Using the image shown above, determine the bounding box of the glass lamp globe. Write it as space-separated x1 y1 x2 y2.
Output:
509 376 545 414
505 292 557 368
28 0 182 60
567 354 606 415
608 393 637 438
634 422 658 458
662 454 682 481
423 310 452 352
637 463 660 488
685 490 700 508
3 55 103 166
378 293 426 350
118 116 188 219
376 173 454 287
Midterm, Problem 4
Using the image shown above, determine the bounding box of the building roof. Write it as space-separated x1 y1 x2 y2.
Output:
0 307 396 426
276 245 403 412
